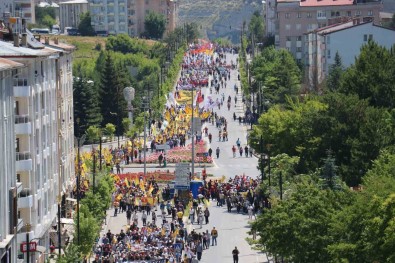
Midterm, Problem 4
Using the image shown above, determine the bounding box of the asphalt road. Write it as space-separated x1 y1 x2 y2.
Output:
101 51 269 263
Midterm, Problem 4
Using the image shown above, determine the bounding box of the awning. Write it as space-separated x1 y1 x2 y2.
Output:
60 218 74 224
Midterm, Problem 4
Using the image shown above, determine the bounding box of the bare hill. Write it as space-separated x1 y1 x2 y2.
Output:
178 0 263 43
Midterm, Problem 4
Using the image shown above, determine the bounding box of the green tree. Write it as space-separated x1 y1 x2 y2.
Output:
78 12 96 36
85 125 101 143
35 6 56 25
99 53 129 133
74 204 100 256
252 47 301 105
73 73 102 137
144 11 166 39
103 123 116 139
325 51 343 92
106 34 149 54
253 183 350 262
42 14 56 29
56 243 82 263
248 11 265 44
320 150 341 190
340 40 395 108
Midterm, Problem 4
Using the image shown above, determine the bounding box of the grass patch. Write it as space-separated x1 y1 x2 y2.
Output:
245 237 264 250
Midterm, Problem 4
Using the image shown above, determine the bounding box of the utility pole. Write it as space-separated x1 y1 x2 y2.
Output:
92 151 96 194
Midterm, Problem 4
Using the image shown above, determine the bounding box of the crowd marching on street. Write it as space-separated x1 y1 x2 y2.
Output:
90 41 263 263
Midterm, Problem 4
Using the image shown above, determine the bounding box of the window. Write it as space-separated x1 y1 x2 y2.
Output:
347 11 351 17
327 50 331 58
356 10 361 16
285 24 291 30
369 34 373 40
331 11 340 17
285 13 290 18
363 34 367 41
317 10 326 18
326 35 330 44
297 36 302 41
307 12 312 18
297 47 302 52
296 24 301 30
367 10 373 16
297 12 302 18
296 59 302 64
286 36 291 41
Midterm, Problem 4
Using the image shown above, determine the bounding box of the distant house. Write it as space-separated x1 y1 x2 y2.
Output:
305 19 395 90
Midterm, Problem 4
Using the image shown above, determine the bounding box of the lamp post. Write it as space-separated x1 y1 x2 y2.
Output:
123 87 135 130
109 112 120 148
57 195 62 257
142 87 152 176
74 134 86 246
25 223 31 263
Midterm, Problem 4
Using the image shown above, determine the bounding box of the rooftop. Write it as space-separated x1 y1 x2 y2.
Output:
300 0 354 7
0 40 58 57
59 0 89 4
0 57 24 71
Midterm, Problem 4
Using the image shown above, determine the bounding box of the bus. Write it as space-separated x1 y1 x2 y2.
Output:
30 28 50 34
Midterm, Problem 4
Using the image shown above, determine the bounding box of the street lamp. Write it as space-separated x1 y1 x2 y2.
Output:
142 87 152 177
123 87 135 130
74 134 86 246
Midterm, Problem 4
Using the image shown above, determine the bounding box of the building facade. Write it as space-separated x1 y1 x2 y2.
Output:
0 58 24 263
90 0 178 36
305 20 395 89
269 0 382 63
59 0 89 32
14 0 35 24
0 23 75 262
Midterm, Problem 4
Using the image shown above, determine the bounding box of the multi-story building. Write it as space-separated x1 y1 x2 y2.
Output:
0 58 24 263
59 0 89 33
305 19 395 89
268 0 382 63
90 0 178 36
0 20 75 262
14 0 35 24
0 1 14 17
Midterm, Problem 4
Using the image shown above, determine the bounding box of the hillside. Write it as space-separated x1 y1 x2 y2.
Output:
178 0 263 43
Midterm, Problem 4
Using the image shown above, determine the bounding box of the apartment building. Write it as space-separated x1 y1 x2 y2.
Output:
0 58 24 263
59 0 89 32
90 0 178 36
0 21 75 262
270 0 382 63
305 19 395 89
14 0 35 24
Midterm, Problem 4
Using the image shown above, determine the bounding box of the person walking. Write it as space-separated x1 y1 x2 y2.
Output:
245 146 249 157
126 209 132 225
204 207 210 224
248 204 254 220
208 133 212 143
189 207 195 224
211 227 218 246
196 241 203 260
216 147 220 158
208 148 213 157
232 145 236 158
141 211 147 226
236 138 241 148
239 147 243 157
232 246 240 263
198 210 204 229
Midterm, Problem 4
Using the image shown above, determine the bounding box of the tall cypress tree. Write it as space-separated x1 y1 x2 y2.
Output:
99 53 129 135
73 74 102 137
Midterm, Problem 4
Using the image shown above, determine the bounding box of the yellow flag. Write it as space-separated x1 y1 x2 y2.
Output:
125 178 129 187
148 183 154 194
140 179 145 191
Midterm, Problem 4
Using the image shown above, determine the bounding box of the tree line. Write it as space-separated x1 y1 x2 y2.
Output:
248 40 395 262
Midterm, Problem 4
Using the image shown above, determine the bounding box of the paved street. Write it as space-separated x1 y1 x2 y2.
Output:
97 52 268 263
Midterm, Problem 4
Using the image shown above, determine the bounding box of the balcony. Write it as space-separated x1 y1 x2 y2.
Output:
13 78 31 97
16 152 32 171
18 188 33 208
15 115 32 135
16 182 23 194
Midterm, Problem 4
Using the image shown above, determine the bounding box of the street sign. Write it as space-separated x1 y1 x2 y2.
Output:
156 144 170 151
175 163 190 188
196 152 208 157
20 242 37 252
